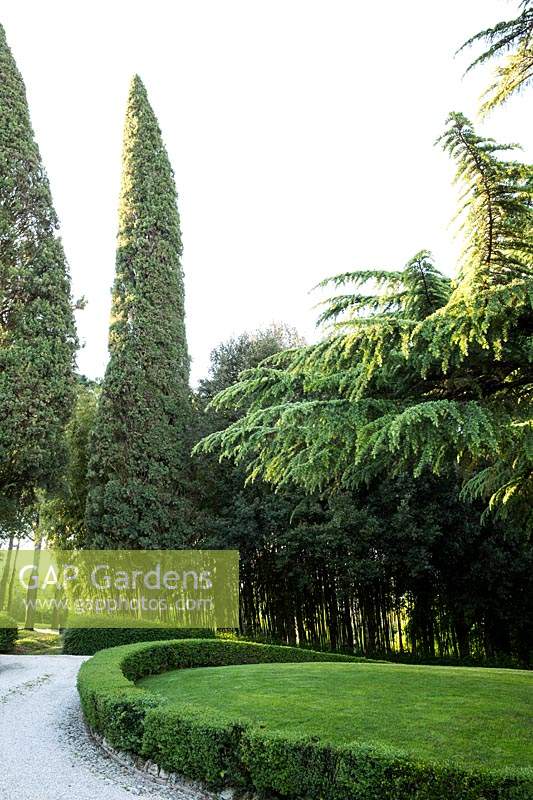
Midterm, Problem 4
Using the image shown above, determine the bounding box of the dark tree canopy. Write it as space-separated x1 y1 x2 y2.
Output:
0 23 77 516
193 327 532 664
41 380 99 549
86 76 192 548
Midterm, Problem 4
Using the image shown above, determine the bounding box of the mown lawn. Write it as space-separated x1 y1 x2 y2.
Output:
139 661 533 769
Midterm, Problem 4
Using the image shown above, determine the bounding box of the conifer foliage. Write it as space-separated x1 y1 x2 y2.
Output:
459 0 533 115
86 76 191 548
197 115 533 531
0 24 77 512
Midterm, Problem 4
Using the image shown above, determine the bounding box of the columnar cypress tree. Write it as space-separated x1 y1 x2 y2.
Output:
86 76 191 548
0 24 77 511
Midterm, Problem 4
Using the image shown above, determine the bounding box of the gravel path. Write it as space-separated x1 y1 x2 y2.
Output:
0 654 212 800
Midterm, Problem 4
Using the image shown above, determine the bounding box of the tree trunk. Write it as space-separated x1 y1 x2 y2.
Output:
454 615 471 660
6 538 20 614
0 533 15 610
23 531 42 630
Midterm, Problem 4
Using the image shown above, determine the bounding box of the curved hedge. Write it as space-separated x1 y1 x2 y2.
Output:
0 612 18 653
63 626 215 655
78 639 533 800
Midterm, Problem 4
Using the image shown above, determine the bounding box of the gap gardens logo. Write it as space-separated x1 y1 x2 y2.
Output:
1 549 239 629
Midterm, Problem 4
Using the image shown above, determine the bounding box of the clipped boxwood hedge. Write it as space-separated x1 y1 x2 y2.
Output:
63 625 215 655
78 639 532 800
0 612 18 653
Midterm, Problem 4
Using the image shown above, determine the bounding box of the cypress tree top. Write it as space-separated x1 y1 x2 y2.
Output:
86 75 192 548
0 23 77 509
111 75 189 384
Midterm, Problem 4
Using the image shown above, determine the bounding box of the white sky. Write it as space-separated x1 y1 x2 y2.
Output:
2 1 531 383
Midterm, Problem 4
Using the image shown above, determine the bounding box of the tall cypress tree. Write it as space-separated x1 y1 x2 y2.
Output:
86 76 191 548
0 24 77 514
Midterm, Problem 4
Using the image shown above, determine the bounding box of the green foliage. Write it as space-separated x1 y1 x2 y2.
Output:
198 324 304 403
78 639 533 800
0 24 77 513
240 731 337 799
85 76 192 548
0 611 18 652
150 708 250 786
458 0 533 115
62 625 215 655
15 628 61 654
193 327 531 662
196 116 533 531
191 325 308 554
315 250 452 327
241 733 533 800
437 113 532 289
40 380 99 548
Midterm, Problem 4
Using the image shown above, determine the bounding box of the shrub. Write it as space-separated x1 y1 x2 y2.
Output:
143 706 248 786
241 732 533 800
78 639 533 800
63 625 215 655
240 729 338 798
0 612 18 653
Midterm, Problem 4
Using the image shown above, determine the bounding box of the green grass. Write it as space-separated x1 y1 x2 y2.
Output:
15 628 62 655
139 661 533 769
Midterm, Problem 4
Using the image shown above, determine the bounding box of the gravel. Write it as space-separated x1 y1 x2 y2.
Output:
0 654 214 800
